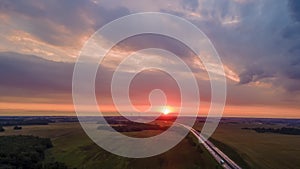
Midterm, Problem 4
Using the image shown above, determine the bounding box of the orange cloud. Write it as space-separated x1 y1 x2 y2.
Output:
0 101 299 119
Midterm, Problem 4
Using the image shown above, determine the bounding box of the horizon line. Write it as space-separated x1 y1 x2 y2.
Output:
0 115 299 120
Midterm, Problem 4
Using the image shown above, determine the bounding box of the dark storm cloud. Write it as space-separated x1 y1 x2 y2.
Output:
115 34 195 59
174 0 300 92
0 52 209 105
0 52 73 93
282 25 300 39
289 0 300 22
0 52 113 94
279 0 300 84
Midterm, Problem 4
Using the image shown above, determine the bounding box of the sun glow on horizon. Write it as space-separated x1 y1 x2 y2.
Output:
162 106 172 115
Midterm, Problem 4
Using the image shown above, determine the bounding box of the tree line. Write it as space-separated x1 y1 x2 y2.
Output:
242 127 300 135
0 135 69 169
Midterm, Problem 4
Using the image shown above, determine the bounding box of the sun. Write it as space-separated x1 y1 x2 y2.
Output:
162 107 171 115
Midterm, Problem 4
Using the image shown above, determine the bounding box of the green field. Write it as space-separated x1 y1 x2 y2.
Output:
0 123 220 169
1 121 299 169
194 122 300 169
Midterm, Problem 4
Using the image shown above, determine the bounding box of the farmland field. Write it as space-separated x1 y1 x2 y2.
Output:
0 122 220 169
1 118 299 169
194 121 300 169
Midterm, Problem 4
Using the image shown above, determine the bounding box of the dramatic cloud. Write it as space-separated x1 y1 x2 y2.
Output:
0 0 300 116
184 0 300 93
0 51 295 108
0 0 130 60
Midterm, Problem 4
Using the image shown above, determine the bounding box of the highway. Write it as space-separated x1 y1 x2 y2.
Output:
179 124 242 169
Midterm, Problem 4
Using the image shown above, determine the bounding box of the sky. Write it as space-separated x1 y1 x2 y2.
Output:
0 0 300 118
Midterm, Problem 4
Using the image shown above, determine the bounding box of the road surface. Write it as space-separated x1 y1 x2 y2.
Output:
179 124 242 169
